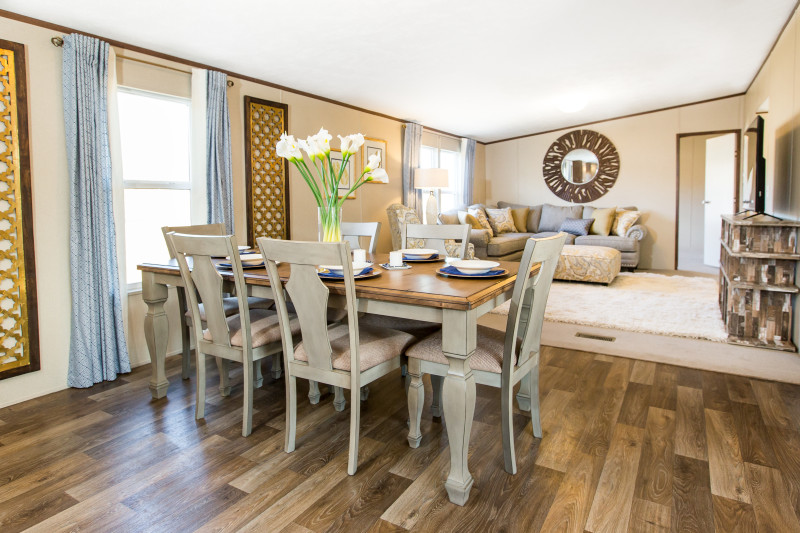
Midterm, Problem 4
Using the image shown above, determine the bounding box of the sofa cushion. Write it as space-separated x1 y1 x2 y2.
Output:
532 231 575 245
589 207 616 236
559 218 593 236
487 232 531 256
497 201 542 232
539 204 583 232
574 235 638 252
468 207 493 236
509 207 529 233
486 207 517 234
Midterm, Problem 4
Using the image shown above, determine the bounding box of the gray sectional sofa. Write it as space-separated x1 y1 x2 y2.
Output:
438 201 647 268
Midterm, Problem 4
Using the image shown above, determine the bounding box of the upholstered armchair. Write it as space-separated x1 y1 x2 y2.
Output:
385 204 475 259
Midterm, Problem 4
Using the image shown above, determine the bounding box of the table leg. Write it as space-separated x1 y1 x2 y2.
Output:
441 308 477 506
143 272 170 399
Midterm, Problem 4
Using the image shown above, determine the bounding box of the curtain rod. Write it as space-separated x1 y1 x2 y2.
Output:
51 36 234 87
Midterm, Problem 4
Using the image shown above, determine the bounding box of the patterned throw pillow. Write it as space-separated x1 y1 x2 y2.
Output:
485 207 517 234
457 210 484 230
612 209 640 237
468 207 494 236
590 207 616 236
559 218 593 236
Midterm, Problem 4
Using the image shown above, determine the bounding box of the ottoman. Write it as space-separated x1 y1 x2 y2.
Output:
554 245 621 284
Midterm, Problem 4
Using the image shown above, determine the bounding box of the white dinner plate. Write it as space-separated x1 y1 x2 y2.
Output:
398 248 439 259
450 259 500 275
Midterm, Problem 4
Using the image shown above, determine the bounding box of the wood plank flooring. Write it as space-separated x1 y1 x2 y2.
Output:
2 347 800 532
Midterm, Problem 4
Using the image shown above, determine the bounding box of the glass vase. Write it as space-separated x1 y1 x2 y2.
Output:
318 206 342 243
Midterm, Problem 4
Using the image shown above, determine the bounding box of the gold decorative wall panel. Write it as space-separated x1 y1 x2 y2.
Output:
245 96 290 246
0 39 40 380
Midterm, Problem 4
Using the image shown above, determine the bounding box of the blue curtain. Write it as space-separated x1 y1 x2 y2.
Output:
206 70 234 234
62 33 130 388
402 122 424 213
459 138 476 206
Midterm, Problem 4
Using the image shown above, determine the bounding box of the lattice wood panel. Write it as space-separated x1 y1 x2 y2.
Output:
0 39 39 380
245 97 289 246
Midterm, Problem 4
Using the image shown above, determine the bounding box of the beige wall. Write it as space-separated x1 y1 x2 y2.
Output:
484 97 743 269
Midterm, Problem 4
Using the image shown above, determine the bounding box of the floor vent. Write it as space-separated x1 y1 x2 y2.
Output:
575 332 616 342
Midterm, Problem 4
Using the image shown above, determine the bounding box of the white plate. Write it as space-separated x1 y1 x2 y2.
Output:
226 253 264 265
319 261 373 276
398 248 439 259
238 245 250 251
450 259 500 275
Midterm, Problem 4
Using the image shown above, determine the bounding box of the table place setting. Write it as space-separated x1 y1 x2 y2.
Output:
398 248 443 262
436 259 508 278
317 260 381 280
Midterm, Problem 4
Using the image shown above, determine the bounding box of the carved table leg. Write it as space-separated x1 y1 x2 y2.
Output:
143 272 170 399
441 308 477 506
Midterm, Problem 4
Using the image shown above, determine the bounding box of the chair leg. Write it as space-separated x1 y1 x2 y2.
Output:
430 374 444 418
501 382 517 475
407 358 424 448
242 358 254 437
308 380 321 404
347 384 361 475
195 350 206 420
333 386 346 412
360 386 370 401
217 358 231 397
529 365 542 439
285 375 297 452
253 360 263 389
516 373 532 412
180 319 191 380
271 354 283 379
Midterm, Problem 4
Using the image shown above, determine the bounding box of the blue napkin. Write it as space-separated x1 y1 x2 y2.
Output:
440 265 504 277
319 267 374 279
404 253 438 260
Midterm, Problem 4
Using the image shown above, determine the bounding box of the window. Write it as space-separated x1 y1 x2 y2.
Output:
420 133 462 214
117 88 192 287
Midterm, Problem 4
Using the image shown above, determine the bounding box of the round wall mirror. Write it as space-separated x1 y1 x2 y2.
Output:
561 149 599 184
542 129 620 203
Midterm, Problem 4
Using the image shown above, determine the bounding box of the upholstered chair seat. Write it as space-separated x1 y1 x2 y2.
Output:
203 308 301 348
406 325 519 374
294 324 414 371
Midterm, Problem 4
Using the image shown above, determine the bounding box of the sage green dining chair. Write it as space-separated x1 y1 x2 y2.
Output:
402 223 471 259
162 224 276 391
405 233 567 474
166 232 301 437
257 237 416 475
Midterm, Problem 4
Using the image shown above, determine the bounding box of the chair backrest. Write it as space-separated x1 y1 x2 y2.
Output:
402 223 471 259
257 238 361 374
502 233 567 377
386 204 422 250
166 232 250 351
162 223 226 259
341 222 381 253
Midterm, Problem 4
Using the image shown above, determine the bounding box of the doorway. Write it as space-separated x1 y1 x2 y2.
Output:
676 130 740 273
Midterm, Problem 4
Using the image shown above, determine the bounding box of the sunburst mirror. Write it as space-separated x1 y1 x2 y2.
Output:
542 129 620 203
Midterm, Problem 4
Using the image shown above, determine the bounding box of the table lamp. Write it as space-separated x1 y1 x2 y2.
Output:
414 168 450 224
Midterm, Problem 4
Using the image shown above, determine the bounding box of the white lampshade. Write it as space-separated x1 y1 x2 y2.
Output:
414 168 450 189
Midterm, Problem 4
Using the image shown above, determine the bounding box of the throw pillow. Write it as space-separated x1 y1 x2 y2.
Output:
468 206 494 236
497 201 543 232
510 207 529 233
612 209 640 237
590 207 616 236
457 210 484 231
539 204 584 232
485 207 517 234
559 218 593 237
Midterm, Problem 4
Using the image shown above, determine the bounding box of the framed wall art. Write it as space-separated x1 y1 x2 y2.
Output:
0 39 40 381
361 137 388 183
244 96 290 246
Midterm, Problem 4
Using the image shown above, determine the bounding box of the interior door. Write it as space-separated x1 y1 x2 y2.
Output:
704 134 736 266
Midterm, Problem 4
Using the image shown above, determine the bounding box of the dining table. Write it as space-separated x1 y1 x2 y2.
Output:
138 252 531 506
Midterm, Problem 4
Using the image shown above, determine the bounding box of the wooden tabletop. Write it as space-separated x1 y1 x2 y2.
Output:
139 253 534 311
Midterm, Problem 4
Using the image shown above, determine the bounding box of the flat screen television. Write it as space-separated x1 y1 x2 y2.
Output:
741 115 765 214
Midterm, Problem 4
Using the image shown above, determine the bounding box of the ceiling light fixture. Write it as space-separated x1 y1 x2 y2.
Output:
557 94 588 114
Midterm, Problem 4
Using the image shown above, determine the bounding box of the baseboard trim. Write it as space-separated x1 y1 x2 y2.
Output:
479 314 800 385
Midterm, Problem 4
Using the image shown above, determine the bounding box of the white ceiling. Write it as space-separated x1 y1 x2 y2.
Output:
6 0 797 142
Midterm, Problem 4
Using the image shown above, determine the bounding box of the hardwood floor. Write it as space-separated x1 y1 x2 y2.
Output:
2 347 800 532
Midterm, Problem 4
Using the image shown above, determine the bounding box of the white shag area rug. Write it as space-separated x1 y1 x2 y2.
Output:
491 272 728 342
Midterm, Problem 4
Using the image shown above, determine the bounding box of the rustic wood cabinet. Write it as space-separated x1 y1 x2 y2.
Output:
719 214 800 351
